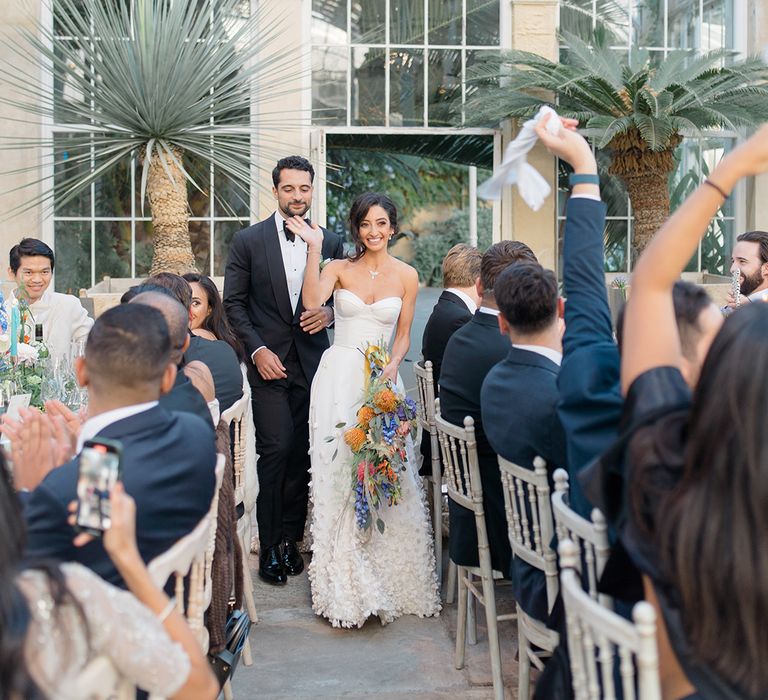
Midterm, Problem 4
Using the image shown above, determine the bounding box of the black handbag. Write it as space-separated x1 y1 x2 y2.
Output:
208 609 252 687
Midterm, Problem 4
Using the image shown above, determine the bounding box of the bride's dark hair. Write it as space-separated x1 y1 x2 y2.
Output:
0 454 82 699
348 192 399 262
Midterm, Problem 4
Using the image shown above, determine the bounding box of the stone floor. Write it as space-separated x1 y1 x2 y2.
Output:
230 549 521 699
230 289 524 698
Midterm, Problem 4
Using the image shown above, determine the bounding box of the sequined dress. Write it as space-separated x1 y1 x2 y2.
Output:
307 289 441 628
18 563 189 698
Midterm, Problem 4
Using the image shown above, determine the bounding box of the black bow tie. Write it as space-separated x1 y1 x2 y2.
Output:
284 219 310 244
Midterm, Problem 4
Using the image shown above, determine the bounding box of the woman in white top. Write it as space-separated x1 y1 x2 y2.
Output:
2 452 218 700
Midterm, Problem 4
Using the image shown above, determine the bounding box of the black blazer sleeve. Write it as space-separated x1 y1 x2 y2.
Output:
223 229 265 357
24 477 77 563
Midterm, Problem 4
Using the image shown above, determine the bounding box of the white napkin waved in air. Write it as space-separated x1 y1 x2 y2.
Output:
478 105 562 210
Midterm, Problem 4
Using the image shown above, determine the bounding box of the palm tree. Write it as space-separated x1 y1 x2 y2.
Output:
463 30 768 260
0 0 297 274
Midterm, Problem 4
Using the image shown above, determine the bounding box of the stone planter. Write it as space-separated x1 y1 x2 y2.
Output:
604 272 731 328
83 275 225 318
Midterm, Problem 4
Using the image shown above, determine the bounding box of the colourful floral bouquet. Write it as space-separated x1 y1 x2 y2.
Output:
339 339 418 535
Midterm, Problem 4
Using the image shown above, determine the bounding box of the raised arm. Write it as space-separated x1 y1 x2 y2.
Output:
382 266 419 384
622 125 768 394
287 216 341 308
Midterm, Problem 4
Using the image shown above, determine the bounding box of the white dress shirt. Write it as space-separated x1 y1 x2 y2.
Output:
478 305 500 317
76 401 158 453
512 344 563 366
274 210 307 314
18 288 94 359
445 288 478 314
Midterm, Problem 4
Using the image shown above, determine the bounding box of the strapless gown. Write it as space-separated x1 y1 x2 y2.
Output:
307 289 441 628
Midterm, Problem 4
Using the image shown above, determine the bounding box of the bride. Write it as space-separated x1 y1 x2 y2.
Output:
287 191 441 628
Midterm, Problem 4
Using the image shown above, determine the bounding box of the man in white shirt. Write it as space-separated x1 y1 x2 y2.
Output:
727 230 768 307
8 238 93 357
223 156 344 585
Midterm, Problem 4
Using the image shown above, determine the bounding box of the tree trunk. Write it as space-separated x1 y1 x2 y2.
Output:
608 128 681 266
143 145 197 275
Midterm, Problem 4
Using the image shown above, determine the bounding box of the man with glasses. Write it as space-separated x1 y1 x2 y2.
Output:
7 238 93 358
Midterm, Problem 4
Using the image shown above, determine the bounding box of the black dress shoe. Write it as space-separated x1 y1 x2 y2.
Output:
282 538 304 576
259 545 287 585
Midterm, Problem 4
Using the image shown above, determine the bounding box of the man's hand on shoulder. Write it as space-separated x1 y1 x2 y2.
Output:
252 346 287 380
300 306 333 335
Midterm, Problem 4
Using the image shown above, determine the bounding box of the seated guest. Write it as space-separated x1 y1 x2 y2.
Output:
480 261 565 622
4 452 218 698
183 272 245 360
21 303 217 588
439 239 537 576
129 289 215 424
422 244 482 386
7 237 93 357
726 229 768 307
532 115 727 700
533 116 722 519
420 244 482 473
145 273 244 413
597 125 768 698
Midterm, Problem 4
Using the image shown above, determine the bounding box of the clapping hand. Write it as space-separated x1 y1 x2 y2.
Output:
534 114 597 173
2 408 74 491
285 216 323 251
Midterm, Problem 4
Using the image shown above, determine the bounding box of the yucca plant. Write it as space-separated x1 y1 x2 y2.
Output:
0 0 297 274
464 29 768 260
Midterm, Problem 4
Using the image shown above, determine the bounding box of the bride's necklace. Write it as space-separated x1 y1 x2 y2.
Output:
367 268 380 280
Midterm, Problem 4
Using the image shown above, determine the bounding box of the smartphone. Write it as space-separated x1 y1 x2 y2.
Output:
75 438 123 536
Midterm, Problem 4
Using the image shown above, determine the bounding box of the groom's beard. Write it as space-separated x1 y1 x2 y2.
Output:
741 269 764 296
280 202 311 220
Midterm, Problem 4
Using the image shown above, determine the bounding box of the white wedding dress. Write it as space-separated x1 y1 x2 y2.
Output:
308 289 441 628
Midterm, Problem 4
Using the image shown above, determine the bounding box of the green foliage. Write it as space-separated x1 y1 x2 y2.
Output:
0 0 292 218
412 207 493 286
461 29 768 151
325 147 471 237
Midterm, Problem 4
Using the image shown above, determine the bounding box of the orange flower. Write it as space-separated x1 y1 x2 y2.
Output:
357 405 376 427
344 427 367 452
373 388 398 413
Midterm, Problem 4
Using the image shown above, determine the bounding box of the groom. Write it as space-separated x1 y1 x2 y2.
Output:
224 156 344 585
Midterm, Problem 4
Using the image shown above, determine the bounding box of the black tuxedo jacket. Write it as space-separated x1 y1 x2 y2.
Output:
23 406 217 588
438 311 511 575
481 346 567 622
420 291 474 471
158 367 212 426
422 290 474 388
223 215 345 382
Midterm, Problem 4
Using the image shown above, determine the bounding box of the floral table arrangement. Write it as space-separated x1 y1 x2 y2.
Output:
0 290 49 409
334 339 418 536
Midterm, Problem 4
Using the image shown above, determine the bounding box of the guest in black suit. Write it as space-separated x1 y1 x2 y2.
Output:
439 240 537 576
420 244 481 473
481 261 566 622
224 156 344 585
139 273 244 416
22 304 217 588
128 289 214 426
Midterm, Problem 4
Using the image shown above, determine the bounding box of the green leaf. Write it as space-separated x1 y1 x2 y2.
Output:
376 518 385 534
335 422 346 429
332 449 338 461
0 0 301 219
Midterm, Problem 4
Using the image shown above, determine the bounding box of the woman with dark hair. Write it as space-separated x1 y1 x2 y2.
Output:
603 124 768 699
286 191 440 628
182 272 244 360
1 453 218 699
